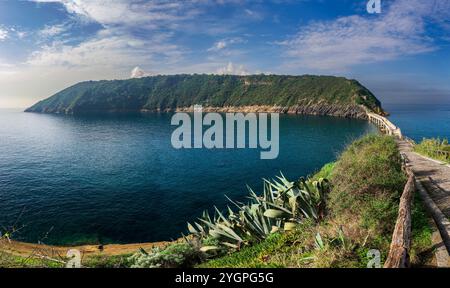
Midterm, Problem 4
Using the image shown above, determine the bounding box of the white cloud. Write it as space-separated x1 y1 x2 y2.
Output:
210 40 227 51
39 24 67 37
31 0 198 28
0 28 8 41
208 37 245 52
27 29 183 70
0 61 15 75
216 62 249 75
243 8 264 21
130 66 153 78
25 1 197 76
17 31 27 39
281 0 450 71
244 9 254 16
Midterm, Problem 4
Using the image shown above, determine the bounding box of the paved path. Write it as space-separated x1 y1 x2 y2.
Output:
397 139 450 266
397 140 450 217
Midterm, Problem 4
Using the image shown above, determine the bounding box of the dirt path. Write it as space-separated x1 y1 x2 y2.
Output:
0 238 172 261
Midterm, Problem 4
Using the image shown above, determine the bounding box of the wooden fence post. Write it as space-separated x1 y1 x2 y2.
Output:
384 170 415 268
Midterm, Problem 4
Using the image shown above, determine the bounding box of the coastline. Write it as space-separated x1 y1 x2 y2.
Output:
1 238 175 259
154 103 369 119
27 103 374 119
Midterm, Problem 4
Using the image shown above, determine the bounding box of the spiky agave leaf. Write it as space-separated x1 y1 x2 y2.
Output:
214 206 232 226
186 172 329 252
315 233 325 250
263 209 291 219
240 213 265 240
200 246 219 252
194 222 206 234
209 228 241 244
260 199 293 214
216 224 243 241
187 222 198 234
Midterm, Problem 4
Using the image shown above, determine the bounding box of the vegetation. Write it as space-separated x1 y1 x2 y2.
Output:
0 252 65 268
129 175 329 268
414 138 450 163
197 135 432 268
1 234 65 268
128 135 413 268
129 243 206 268
83 254 133 268
186 175 329 249
25 74 383 115
196 221 360 268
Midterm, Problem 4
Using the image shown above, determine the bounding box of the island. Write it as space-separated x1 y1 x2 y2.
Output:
25 74 385 118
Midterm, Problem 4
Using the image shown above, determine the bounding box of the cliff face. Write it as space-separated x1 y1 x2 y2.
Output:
151 103 367 119
25 74 384 118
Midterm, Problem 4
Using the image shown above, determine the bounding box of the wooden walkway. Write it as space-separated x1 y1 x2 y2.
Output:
367 110 450 266
397 139 450 266
366 110 450 218
397 140 450 218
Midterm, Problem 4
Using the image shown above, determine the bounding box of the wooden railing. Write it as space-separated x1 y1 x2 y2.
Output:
384 163 415 268
367 112 403 138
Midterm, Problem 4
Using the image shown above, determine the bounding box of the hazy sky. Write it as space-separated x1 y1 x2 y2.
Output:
0 0 449 108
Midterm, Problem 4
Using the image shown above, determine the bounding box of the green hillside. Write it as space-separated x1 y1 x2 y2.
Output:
25 74 384 116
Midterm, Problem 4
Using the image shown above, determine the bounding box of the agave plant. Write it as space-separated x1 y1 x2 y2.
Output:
187 173 330 251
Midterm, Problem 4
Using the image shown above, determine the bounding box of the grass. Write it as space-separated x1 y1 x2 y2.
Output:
0 247 134 268
83 254 133 268
196 233 287 268
0 252 133 268
199 134 416 268
0 252 64 268
414 138 450 163
311 162 335 181
197 221 317 268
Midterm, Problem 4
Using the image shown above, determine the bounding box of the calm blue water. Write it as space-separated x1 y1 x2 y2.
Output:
386 104 450 141
1 109 377 245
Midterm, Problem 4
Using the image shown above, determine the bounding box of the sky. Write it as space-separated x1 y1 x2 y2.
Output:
0 0 449 108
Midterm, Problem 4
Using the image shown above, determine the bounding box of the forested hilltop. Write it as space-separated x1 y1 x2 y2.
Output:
25 74 384 118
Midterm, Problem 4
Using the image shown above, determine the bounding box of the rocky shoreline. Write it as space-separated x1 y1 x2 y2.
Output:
26 103 369 119
168 103 369 119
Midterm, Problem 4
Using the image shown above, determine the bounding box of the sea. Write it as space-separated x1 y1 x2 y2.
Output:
0 105 447 244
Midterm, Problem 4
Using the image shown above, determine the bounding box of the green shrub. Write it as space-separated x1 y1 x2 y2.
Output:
310 162 335 180
414 138 450 163
0 252 64 268
129 243 205 268
84 254 132 268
